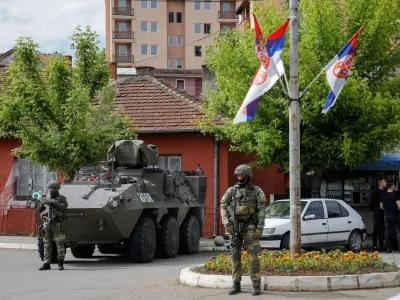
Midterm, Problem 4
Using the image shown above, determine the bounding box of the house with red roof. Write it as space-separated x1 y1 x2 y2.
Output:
0 65 287 237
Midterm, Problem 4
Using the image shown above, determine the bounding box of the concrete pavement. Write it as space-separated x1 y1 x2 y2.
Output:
0 235 230 252
1 248 400 300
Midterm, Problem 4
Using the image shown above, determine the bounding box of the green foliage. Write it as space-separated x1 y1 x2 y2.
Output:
0 27 137 175
200 0 400 173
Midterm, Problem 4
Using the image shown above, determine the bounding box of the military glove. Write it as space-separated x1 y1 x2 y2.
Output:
226 224 234 235
254 230 262 240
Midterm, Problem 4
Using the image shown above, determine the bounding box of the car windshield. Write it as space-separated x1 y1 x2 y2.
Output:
265 201 308 219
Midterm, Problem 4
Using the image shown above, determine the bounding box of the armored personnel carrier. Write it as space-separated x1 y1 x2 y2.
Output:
30 140 207 263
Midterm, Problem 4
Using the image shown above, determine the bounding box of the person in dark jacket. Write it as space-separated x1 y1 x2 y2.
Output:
369 179 387 251
380 182 400 253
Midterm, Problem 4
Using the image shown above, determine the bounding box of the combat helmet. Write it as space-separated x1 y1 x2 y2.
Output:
234 164 253 178
47 181 61 190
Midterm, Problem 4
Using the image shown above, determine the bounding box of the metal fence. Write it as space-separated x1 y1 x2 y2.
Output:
0 205 38 235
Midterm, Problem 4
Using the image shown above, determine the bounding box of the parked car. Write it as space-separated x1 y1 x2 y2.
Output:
260 199 366 251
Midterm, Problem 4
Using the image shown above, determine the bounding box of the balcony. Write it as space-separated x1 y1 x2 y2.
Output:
112 7 134 16
113 55 134 63
113 31 135 40
218 11 238 20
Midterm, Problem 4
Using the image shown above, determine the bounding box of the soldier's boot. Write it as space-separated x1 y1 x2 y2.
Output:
228 282 241 295
252 280 261 296
39 263 51 271
58 260 64 270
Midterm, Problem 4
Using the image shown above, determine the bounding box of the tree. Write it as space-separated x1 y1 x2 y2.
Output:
200 0 400 195
0 26 137 176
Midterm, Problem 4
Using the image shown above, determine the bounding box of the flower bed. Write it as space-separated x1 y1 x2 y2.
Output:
193 249 398 276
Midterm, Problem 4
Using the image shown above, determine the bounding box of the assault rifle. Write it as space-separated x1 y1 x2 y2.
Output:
227 193 240 252
37 196 55 261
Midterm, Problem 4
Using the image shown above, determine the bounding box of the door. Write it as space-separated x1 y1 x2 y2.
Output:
301 200 328 245
325 200 352 243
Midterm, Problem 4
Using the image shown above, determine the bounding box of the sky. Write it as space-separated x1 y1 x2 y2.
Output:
0 0 105 56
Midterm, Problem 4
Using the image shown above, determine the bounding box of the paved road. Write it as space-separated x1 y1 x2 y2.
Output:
0 249 400 300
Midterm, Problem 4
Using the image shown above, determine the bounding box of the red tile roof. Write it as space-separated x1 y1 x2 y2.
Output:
154 68 202 75
114 75 204 132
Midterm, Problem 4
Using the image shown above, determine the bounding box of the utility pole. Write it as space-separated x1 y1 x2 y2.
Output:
289 0 301 260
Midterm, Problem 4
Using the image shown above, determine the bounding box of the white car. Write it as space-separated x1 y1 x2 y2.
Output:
260 199 366 252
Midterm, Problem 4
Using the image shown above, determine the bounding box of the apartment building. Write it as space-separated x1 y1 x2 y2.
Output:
105 0 240 70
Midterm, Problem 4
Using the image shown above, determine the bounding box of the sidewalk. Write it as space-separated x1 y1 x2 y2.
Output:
0 235 230 252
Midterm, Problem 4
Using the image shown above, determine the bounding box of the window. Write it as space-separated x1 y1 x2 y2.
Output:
176 35 183 46
119 0 127 8
140 21 147 32
326 201 350 218
194 0 201 10
119 45 128 56
176 58 183 68
11 159 57 199
168 58 174 69
168 35 174 46
194 46 202 57
204 23 211 34
304 201 325 220
140 0 147 8
150 0 158 9
119 22 127 32
194 23 201 33
176 79 185 90
177 12 182 23
150 22 158 32
168 12 174 23
204 0 211 10
223 25 231 32
150 44 158 56
158 156 182 170
140 44 148 55
222 2 230 12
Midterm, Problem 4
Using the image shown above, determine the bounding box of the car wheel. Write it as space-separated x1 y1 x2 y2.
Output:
347 230 363 252
280 232 290 250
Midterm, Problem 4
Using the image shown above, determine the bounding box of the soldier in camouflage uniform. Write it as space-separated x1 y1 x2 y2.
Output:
220 164 266 296
37 181 68 271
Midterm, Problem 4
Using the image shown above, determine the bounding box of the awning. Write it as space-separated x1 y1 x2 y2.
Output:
358 153 400 171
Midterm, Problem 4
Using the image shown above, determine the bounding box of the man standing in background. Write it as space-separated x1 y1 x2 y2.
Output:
380 182 400 253
369 179 387 251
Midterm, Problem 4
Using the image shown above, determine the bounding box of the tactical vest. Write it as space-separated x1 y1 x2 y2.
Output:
233 185 258 220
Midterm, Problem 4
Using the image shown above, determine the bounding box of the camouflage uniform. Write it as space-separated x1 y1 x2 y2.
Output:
220 164 266 296
37 181 68 271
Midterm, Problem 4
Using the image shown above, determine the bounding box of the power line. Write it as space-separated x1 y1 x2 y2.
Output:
117 30 221 75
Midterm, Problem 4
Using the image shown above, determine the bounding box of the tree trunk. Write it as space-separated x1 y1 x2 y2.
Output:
312 170 323 198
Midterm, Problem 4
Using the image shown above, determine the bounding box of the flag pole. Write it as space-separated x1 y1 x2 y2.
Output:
289 0 302 260
299 67 325 99
283 71 290 93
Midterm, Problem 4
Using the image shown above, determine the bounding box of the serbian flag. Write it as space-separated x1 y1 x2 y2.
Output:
233 17 286 124
266 19 289 76
321 26 365 114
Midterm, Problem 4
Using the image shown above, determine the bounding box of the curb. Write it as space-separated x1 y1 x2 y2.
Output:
0 242 229 253
180 265 400 291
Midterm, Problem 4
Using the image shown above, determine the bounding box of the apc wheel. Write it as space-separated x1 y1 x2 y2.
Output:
130 217 156 263
156 216 179 258
280 232 290 250
346 230 363 252
71 245 95 258
179 215 200 254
